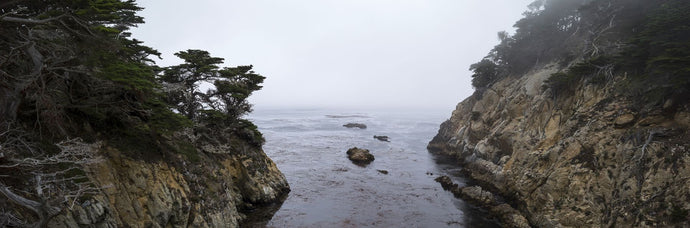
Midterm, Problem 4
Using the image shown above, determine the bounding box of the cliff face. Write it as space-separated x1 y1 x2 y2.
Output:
46 132 289 228
429 63 690 227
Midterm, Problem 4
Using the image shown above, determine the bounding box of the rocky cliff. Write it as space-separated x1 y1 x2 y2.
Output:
45 130 289 228
429 63 690 227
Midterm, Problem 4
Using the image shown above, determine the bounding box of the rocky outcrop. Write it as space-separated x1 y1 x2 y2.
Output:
429 63 690 227
435 176 530 228
373 135 390 142
343 123 367 129
47 132 289 227
346 147 375 166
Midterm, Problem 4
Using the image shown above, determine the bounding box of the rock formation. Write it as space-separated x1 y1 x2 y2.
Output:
373 135 390 142
45 129 290 228
435 176 530 228
429 1 690 226
346 147 375 166
343 123 367 129
429 64 690 227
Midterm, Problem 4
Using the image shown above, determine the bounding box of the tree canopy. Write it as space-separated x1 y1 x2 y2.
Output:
0 1 267 226
470 0 690 104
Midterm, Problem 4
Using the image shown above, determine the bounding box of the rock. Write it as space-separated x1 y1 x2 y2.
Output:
373 135 390 142
343 123 367 129
346 147 375 165
491 204 531 228
614 113 635 127
435 175 529 228
428 59 690 227
377 169 389 174
459 185 497 206
434 176 457 190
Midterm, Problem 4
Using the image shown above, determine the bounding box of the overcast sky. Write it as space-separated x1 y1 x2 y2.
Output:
131 0 532 111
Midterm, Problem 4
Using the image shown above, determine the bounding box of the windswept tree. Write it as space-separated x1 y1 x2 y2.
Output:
0 1 168 226
160 50 265 122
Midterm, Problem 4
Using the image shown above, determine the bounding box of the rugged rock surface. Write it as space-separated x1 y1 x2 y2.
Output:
435 176 530 228
346 147 375 166
46 130 289 228
429 64 690 227
343 123 367 129
373 135 390 142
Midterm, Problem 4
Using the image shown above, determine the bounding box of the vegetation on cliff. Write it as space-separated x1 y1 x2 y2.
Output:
435 0 690 226
471 0 690 105
0 1 271 226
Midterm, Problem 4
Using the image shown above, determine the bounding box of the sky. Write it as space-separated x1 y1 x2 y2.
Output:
131 0 532 111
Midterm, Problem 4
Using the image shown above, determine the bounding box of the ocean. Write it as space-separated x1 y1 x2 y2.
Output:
246 108 498 227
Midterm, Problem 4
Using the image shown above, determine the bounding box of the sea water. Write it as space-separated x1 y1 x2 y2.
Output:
246 108 498 227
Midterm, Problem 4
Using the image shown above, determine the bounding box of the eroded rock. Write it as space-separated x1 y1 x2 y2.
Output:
346 147 374 165
434 175 529 228
428 61 690 227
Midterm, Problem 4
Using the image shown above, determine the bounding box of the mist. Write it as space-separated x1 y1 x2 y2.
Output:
131 0 532 112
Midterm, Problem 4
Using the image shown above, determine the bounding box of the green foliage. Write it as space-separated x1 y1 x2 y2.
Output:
101 62 157 93
145 98 193 134
235 119 265 147
173 141 201 163
614 0 690 105
470 59 499 88
544 56 613 98
161 49 266 121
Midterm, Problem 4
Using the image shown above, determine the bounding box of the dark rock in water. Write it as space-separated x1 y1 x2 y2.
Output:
434 176 458 192
377 169 389 174
434 175 530 228
373 135 390 142
346 147 374 165
343 123 367 129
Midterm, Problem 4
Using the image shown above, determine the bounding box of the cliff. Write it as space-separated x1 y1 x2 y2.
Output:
429 62 690 227
429 1 690 226
0 2 289 227
45 129 289 228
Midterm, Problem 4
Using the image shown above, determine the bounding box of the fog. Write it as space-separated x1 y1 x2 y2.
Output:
131 0 531 112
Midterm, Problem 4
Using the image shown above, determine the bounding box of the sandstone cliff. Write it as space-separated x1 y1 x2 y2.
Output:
429 63 690 227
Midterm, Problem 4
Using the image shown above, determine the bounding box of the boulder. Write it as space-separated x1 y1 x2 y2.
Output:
373 135 390 142
614 113 635 127
346 147 374 165
343 123 367 129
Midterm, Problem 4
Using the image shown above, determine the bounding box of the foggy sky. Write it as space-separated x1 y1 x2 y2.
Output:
131 0 532 111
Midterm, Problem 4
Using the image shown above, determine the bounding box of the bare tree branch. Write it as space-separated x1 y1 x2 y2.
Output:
1 15 67 25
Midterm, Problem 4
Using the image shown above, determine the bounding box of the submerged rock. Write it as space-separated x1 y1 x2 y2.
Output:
346 147 375 165
343 123 367 129
373 135 390 142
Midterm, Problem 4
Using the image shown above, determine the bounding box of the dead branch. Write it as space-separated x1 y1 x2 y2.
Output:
1 15 67 25
638 130 660 163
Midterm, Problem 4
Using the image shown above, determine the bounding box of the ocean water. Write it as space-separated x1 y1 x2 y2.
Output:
246 108 498 227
